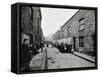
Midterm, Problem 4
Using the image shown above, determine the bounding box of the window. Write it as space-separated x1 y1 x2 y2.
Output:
68 26 71 33
79 36 84 47
79 18 85 31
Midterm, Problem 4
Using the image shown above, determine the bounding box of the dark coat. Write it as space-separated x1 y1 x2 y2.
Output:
21 44 31 67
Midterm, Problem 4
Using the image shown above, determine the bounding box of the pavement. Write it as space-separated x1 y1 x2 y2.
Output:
73 51 95 63
29 47 48 70
30 52 45 70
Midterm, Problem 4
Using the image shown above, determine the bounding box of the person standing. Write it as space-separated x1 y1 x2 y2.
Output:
21 39 31 72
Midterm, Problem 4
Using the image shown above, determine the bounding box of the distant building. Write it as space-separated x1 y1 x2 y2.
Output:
60 9 95 54
21 6 43 45
52 30 62 40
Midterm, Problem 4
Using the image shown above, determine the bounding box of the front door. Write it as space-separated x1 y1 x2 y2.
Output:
73 37 76 51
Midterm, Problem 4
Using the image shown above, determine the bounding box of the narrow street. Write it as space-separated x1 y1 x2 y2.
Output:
18 5 97 72
46 45 95 69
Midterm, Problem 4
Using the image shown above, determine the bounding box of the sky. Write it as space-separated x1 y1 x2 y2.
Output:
41 7 78 37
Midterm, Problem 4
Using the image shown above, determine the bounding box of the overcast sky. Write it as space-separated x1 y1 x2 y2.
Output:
41 7 78 37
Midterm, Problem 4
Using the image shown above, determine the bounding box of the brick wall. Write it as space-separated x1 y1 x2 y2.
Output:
60 10 95 52
21 6 43 44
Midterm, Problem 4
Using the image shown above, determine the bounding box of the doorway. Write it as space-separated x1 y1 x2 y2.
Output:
73 37 76 51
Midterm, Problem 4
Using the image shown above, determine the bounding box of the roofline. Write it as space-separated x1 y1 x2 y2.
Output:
60 9 80 29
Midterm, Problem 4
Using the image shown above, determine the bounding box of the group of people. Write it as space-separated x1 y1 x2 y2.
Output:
21 39 44 72
54 43 73 53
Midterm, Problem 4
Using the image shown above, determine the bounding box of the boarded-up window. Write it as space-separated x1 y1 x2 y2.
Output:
79 18 85 31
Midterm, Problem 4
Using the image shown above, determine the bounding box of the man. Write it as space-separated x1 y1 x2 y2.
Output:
33 42 39 54
39 41 44 52
21 39 31 72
